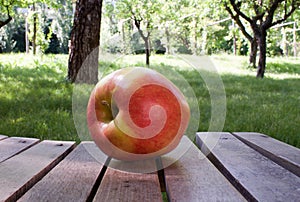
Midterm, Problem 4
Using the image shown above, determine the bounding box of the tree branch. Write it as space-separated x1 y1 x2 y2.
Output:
262 0 283 29
129 6 151 41
253 1 266 21
228 0 252 23
0 5 12 29
132 14 147 41
267 0 298 28
253 2 261 16
224 2 253 41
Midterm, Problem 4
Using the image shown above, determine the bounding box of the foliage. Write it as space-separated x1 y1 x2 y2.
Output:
0 0 26 28
46 0 73 54
27 7 51 54
0 0 73 54
0 9 26 52
222 0 300 77
0 0 59 28
101 0 247 56
1 0 300 58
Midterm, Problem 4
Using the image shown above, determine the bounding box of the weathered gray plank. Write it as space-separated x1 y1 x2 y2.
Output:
0 137 39 163
94 165 162 202
18 142 105 202
196 132 300 202
233 132 300 177
0 140 75 202
164 136 245 202
0 135 7 141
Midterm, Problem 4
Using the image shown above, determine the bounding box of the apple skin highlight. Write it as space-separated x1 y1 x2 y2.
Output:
87 67 190 161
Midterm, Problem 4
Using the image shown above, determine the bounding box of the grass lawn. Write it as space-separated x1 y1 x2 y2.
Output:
0 53 299 148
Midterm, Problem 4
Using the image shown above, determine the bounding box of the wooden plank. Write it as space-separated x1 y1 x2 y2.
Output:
108 157 158 173
196 132 300 202
0 135 7 140
0 140 75 202
233 132 300 177
18 142 105 202
0 137 39 163
94 164 162 202
164 136 245 202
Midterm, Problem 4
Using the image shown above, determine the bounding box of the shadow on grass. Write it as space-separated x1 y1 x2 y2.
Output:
215 74 299 148
0 62 78 142
0 59 299 148
127 61 300 148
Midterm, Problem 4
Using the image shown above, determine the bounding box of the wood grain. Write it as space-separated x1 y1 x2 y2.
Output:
164 136 245 202
196 132 300 202
18 142 105 202
233 132 300 177
0 137 39 163
94 164 162 202
0 140 75 202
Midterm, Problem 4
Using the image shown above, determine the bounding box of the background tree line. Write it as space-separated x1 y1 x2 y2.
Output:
1 0 299 56
0 0 73 54
1 0 299 79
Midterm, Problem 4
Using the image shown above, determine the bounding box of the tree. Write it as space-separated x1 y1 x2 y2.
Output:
0 0 15 29
0 0 57 29
26 3 52 55
0 0 60 55
223 0 300 78
162 0 232 55
0 11 26 52
41 0 74 54
158 0 189 54
112 0 164 66
68 0 103 84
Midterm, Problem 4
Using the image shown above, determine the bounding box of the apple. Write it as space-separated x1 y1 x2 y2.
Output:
87 67 190 161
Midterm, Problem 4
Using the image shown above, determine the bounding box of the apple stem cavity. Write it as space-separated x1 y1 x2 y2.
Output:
101 100 119 119
101 100 110 107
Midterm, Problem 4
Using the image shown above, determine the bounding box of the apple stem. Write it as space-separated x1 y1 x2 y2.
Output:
101 100 110 107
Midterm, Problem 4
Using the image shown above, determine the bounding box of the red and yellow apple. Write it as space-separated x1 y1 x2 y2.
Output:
87 67 190 161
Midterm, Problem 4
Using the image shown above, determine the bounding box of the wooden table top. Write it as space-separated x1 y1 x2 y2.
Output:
0 132 299 202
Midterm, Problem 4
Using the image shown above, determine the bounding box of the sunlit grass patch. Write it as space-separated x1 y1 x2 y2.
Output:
0 53 77 142
0 53 299 148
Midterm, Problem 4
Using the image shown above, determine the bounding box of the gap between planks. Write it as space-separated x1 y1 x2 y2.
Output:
0 137 40 163
0 140 76 202
196 132 300 202
0 135 8 141
86 157 111 202
232 132 300 177
88 156 168 202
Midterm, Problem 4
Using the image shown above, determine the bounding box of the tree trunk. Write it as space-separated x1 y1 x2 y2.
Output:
233 34 237 55
249 37 258 68
134 18 151 67
293 22 297 57
25 16 29 54
193 18 198 55
256 30 267 78
32 4 37 55
165 26 171 54
232 20 237 55
201 28 207 55
121 21 126 54
144 36 150 66
281 28 288 56
68 0 103 84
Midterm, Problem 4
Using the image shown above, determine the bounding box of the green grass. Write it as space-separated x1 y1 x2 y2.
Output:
0 53 299 148
0 54 78 142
